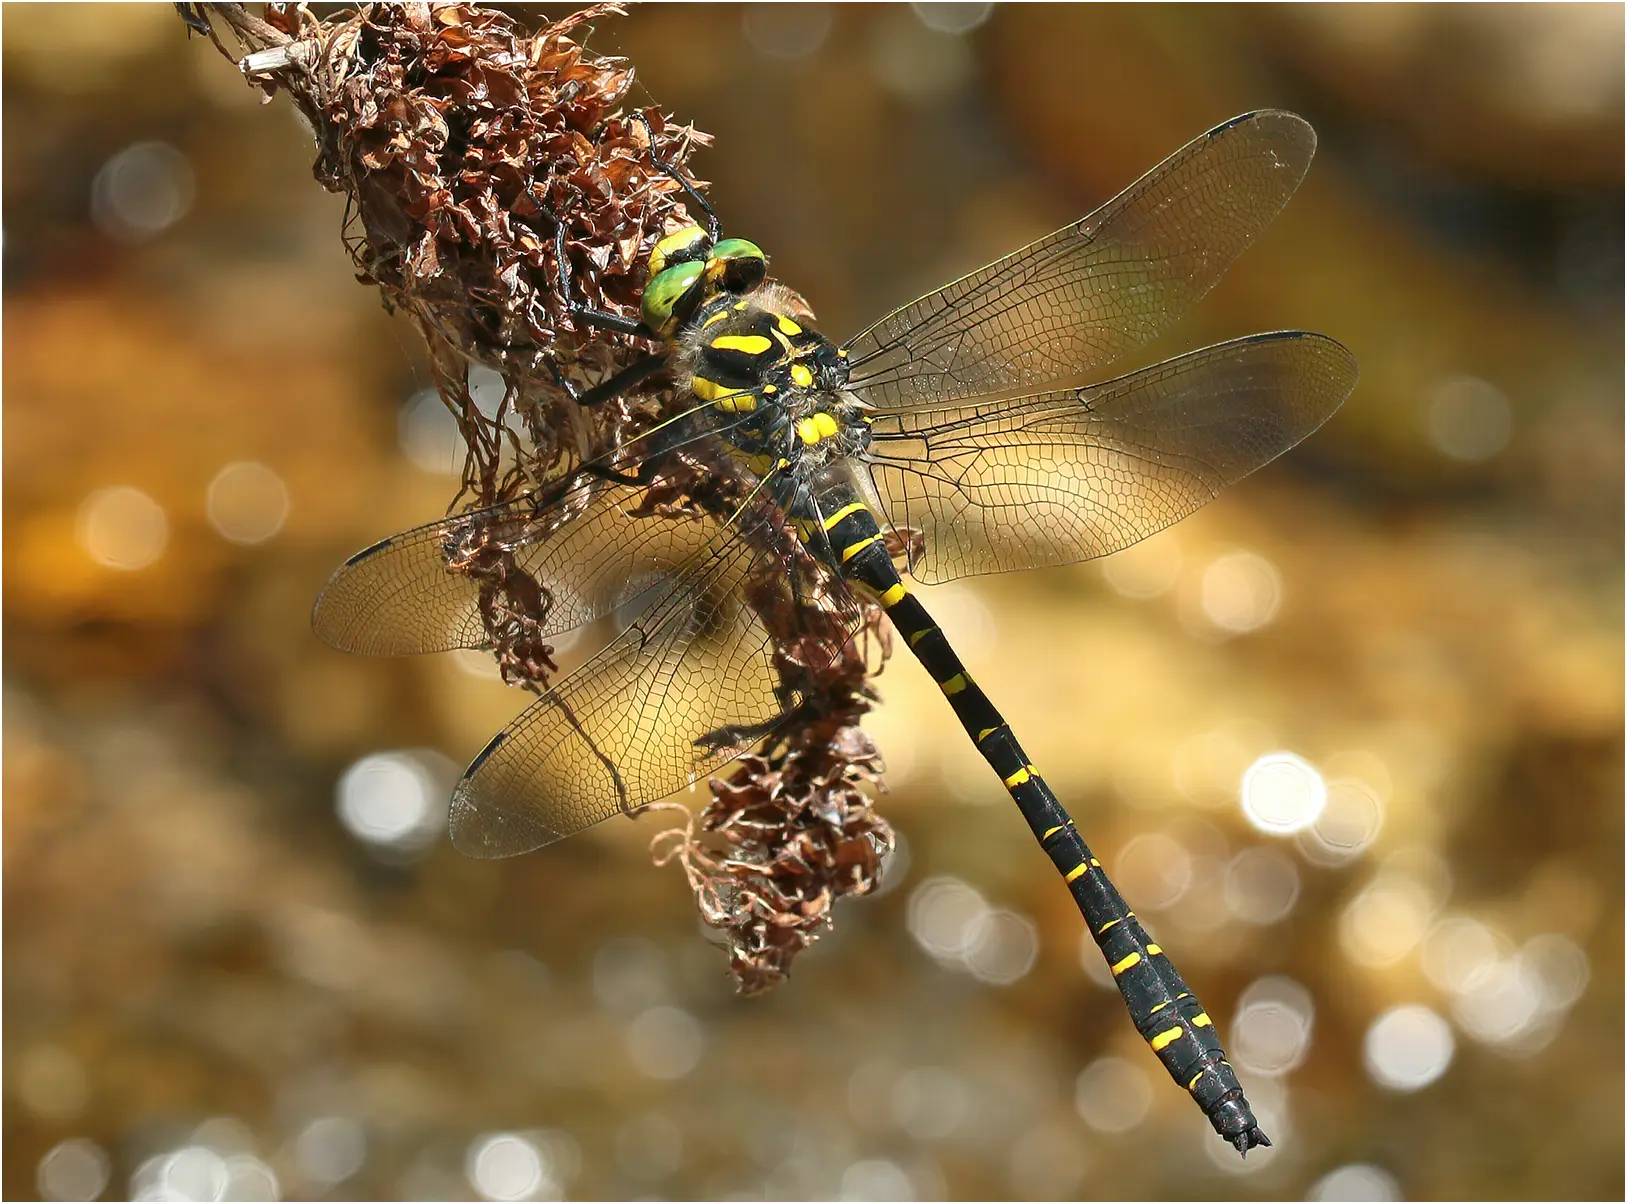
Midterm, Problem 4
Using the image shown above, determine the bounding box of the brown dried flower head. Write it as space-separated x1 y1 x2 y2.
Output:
185 1 893 991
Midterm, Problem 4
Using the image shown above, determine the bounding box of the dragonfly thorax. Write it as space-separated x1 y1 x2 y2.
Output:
675 286 867 472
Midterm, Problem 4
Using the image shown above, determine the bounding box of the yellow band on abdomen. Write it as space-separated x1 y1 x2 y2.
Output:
840 535 881 563
822 501 867 530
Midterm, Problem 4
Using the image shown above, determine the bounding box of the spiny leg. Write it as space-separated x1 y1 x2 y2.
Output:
630 111 719 244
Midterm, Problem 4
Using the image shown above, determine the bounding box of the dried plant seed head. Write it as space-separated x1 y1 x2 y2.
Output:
187 1 892 991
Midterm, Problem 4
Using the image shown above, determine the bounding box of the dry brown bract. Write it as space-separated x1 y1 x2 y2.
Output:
185 2 892 991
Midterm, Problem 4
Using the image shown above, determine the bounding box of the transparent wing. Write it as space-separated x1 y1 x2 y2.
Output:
842 110 1317 410
312 477 718 656
862 332 1358 584
447 496 867 858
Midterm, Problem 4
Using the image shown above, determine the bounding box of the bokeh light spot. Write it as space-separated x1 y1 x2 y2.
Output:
911 2 994 34
743 3 831 58
890 1065 971 1140
206 461 290 544
77 485 168 570
1200 550 1282 634
335 751 445 854
1425 375 1512 462
161 1145 228 1201
294 1116 366 1188
1231 975 1316 1076
1113 832 1194 911
14 1043 88 1121
1522 932 1590 1009
963 908 1039 985
840 1158 915 1201
223 1155 280 1201
1449 956 1545 1050
1241 752 1327 834
1074 1056 1153 1133
466 1133 548 1202
1300 778 1384 866
1339 873 1437 967
592 936 670 1015
38 1138 110 1203
1101 531 1182 599
1363 1005 1454 1091
625 1004 704 1080
1420 915 1511 994
907 876 988 963
1006 1120 1089 1200
1223 846 1301 924
1308 1162 1402 1201
92 141 195 241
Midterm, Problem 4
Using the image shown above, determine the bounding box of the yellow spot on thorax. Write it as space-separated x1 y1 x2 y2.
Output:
711 334 772 355
693 377 757 412
790 363 814 388
776 315 802 336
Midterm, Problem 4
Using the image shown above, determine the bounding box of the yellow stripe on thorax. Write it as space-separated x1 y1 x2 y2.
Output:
711 334 772 355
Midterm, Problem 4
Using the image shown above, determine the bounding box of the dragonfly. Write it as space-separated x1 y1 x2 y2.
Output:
315 109 1357 1153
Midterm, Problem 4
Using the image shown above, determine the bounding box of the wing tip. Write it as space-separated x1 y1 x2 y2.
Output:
1210 109 1318 173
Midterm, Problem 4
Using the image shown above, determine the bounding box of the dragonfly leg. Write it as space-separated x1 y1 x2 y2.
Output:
631 112 719 244
547 351 669 408
576 457 661 488
550 219 650 338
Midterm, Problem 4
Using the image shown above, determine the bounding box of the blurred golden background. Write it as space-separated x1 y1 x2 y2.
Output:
4 3 1622 1200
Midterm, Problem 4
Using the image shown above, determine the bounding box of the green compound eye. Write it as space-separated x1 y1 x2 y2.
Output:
641 260 706 334
708 238 767 294
647 225 708 278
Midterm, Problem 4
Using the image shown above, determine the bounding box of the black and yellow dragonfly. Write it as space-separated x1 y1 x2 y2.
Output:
315 110 1357 1153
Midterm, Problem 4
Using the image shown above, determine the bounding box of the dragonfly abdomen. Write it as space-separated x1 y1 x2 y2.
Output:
827 498 1270 1154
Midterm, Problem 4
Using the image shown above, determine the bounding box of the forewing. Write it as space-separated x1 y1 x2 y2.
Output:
447 503 867 858
312 477 714 656
863 332 1358 584
842 110 1317 410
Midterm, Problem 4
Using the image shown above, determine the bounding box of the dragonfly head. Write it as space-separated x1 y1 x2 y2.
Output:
642 224 768 338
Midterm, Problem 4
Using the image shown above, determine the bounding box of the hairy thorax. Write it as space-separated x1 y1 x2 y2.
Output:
671 284 872 480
